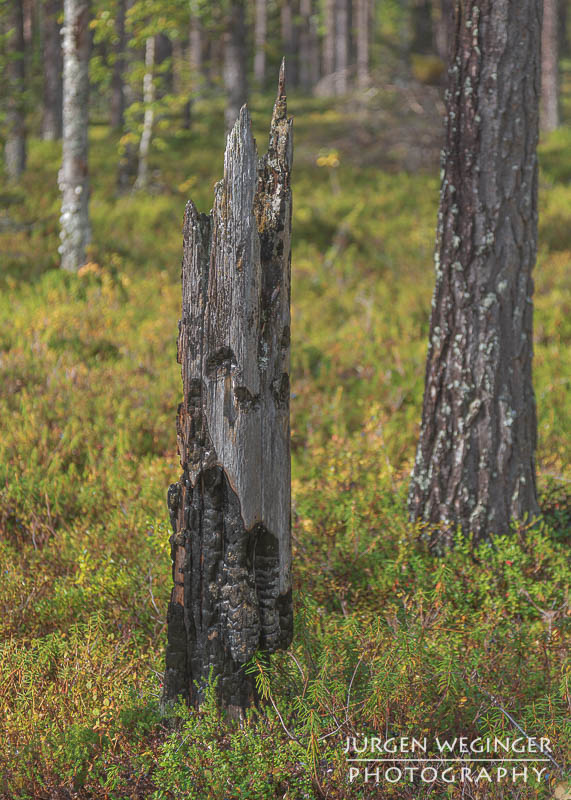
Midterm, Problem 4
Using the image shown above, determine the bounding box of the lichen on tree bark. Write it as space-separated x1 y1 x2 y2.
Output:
162 65 293 716
409 0 541 546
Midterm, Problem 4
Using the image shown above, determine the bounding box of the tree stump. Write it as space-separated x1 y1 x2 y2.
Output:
162 64 293 718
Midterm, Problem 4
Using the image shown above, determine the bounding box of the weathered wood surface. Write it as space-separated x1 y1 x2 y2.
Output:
162 65 293 716
408 0 541 546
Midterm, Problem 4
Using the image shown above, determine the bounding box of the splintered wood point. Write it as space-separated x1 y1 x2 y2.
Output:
162 67 293 716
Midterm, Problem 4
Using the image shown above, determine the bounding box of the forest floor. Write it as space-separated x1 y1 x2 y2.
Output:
0 78 570 799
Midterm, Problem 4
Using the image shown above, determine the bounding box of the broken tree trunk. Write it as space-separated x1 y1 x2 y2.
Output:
162 64 294 718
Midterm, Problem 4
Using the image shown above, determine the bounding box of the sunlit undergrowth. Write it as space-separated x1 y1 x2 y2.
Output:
0 92 569 799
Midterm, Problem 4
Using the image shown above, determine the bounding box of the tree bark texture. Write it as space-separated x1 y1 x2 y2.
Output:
110 0 126 130
162 66 293 717
334 0 349 94
5 0 27 180
42 0 63 140
254 0 267 87
59 0 90 271
408 0 541 546
224 0 248 132
355 0 369 88
134 35 155 191
541 0 560 132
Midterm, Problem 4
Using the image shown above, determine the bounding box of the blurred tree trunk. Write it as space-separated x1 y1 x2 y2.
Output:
110 0 126 129
162 73 294 718
183 4 203 129
334 0 348 94
433 0 453 62
42 0 63 140
541 0 560 132
134 35 155 190
59 0 90 271
355 0 369 88
411 0 434 54
559 0 569 57
299 0 319 91
281 0 298 87
5 0 27 180
155 33 172 98
224 0 247 132
409 0 541 546
172 37 189 128
254 0 266 87
323 0 335 76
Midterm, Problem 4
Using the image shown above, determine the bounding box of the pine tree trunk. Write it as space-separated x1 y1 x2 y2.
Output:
541 0 559 132
281 0 298 88
355 0 369 88
323 0 335 77
5 0 27 180
334 0 348 94
110 0 126 130
162 67 294 717
433 0 454 63
254 0 266 87
42 0 63 140
299 0 319 91
134 35 155 191
224 0 247 132
408 0 542 546
59 0 90 271
411 0 434 54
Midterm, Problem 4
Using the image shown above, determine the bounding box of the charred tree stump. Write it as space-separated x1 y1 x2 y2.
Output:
162 65 293 718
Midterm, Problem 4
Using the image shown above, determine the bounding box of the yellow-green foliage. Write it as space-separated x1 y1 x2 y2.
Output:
0 95 569 799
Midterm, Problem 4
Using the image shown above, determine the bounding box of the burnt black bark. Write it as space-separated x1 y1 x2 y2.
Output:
162 68 293 718
409 0 542 546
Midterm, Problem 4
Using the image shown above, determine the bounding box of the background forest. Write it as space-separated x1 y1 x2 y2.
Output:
0 1 570 798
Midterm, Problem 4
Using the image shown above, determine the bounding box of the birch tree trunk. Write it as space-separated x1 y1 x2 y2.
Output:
334 0 349 94
5 0 27 180
110 0 126 130
162 66 294 717
541 0 560 132
408 0 542 547
254 0 267 87
224 0 247 132
355 0 369 88
59 0 90 272
42 0 63 141
134 35 155 191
